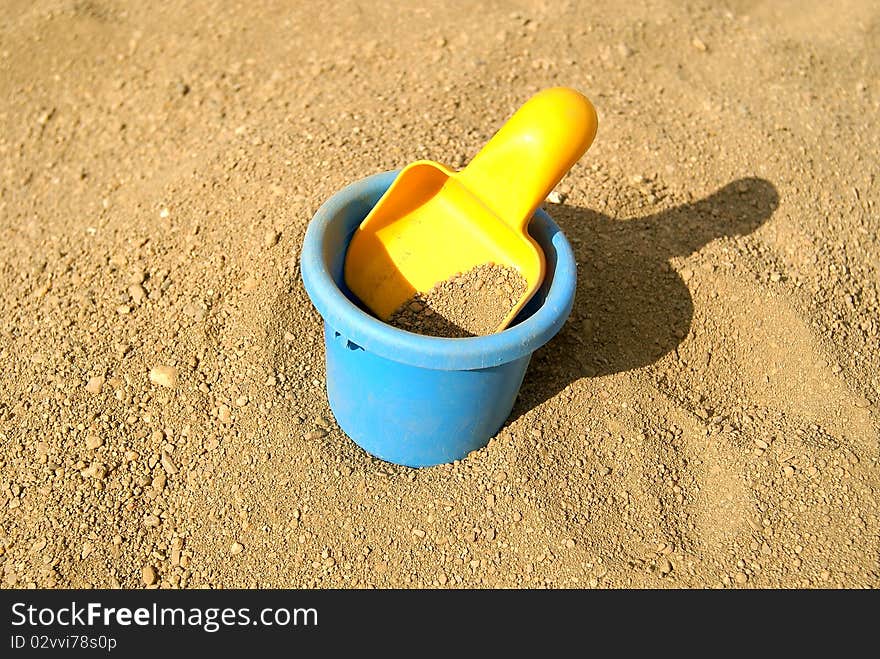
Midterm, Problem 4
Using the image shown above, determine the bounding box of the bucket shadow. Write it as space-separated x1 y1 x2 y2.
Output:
511 176 779 417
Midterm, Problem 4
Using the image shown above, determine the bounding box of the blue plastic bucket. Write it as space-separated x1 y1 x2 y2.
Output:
300 171 577 467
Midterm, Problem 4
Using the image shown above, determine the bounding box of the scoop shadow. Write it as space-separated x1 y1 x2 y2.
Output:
510 177 779 418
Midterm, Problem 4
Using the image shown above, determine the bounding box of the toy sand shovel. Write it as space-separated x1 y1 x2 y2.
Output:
344 86 597 332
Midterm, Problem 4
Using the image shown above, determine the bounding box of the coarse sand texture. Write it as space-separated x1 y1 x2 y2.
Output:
0 1 877 589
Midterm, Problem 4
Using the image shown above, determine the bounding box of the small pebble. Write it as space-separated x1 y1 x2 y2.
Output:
85 434 103 450
218 404 232 424
149 365 178 389
84 376 104 395
264 230 280 248
161 451 178 475
128 283 147 304
142 565 157 586
230 542 244 555
81 462 106 480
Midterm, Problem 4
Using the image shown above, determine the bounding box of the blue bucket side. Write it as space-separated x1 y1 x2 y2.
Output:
300 170 579 467
324 325 531 468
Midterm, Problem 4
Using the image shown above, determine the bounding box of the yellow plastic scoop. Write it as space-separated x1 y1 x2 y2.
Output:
344 87 598 331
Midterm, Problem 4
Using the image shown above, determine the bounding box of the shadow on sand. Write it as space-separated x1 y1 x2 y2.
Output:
512 176 779 417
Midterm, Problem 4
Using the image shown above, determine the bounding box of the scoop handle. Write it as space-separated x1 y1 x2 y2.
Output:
457 87 597 231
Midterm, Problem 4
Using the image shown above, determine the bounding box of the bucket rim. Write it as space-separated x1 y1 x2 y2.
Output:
300 170 577 371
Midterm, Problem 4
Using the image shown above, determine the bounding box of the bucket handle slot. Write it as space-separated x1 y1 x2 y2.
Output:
334 331 364 352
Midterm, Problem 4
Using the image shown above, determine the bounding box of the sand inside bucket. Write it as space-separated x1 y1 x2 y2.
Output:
386 263 527 337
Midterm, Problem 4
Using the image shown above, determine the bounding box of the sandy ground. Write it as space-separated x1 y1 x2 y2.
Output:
1 0 878 589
